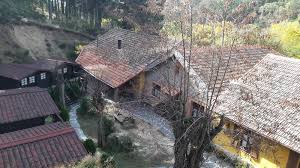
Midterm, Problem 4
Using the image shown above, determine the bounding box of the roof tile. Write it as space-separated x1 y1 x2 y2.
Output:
0 122 87 168
0 87 60 124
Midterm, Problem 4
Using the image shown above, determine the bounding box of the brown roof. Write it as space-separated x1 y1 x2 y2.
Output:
216 54 300 153
179 46 274 90
31 59 76 71
0 64 44 80
0 87 60 124
0 59 75 80
0 122 87 167
76 28 174 88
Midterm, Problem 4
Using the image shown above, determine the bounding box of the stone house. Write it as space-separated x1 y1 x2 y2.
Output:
175 45 300 168
76 28 180 103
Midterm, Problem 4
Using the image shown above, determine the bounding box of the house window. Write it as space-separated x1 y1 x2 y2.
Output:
191 102 204 118
40 73 46 80
152 83 161 98
63 67 68 74
21 78 28 86
29 76 35 84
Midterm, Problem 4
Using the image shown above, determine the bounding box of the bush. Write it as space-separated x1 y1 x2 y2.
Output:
102 116 114 137
71 154 116 168
77 97 95 115
58 43 67 49
59 106 70 121
107 134 133 153
65 81 82 101
74 155 101 168
83 139 97 155
12 48 33 63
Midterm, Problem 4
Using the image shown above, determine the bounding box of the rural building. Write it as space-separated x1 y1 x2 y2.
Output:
0 87 61 133
214 54 300 168
173 46 300 167
0 59 80 90
174 46 272 117
0 122 87 167
76 28 179 103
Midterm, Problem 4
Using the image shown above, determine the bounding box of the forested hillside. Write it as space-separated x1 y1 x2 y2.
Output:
0 0 299 60
163 0 300 58
0 0 164 35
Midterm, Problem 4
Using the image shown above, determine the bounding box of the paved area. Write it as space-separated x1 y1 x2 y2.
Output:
71 101 232 168
119 102 233 168
119 102 175 140
69 103 88 141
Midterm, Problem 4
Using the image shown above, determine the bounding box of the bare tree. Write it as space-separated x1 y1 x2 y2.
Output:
157 0 256 167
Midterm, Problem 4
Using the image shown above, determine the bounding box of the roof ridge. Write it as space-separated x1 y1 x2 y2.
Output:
0 87 47 97
266 53 300 63
98 28 161 39
0 126 74 150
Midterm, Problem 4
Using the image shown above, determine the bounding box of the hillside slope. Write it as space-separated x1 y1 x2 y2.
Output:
0 23 92 64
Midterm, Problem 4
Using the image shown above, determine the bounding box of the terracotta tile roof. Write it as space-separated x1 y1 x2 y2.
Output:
76 28 174 88
0 87 60 124
216 54 300 153
0 122 87 167
185 46 274 90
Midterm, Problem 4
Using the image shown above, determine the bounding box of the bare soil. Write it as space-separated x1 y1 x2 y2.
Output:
0 23 91 63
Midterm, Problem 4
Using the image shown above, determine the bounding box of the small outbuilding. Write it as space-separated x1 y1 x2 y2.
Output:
0 59 81 90
0 87 61 133
0 122 87 167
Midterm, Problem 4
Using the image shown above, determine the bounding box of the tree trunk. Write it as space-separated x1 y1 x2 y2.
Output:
97 117 106 148
48 0 52 20
61 0 64 14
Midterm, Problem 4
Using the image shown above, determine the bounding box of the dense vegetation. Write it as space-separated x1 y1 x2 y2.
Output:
162 0 300 58
0 0 163 34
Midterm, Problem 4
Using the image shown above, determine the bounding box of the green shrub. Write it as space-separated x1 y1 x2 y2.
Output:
102 116 114 137
12 48 33 63
77 97 95 115
48 87 60 106
65 81 81 101
73 153 116 168
107 134 133 153
66 48 78 61
75 155 101 168
59 106 70 121
58 43 67 49
45 116 54 124
83 139 97 155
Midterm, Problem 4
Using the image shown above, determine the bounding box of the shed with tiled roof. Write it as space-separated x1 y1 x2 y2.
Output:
0 87 61 133
0 122 87 168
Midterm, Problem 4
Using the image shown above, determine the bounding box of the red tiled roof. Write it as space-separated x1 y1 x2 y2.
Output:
0 122 87 167
0 87 60 124
76 28 174 88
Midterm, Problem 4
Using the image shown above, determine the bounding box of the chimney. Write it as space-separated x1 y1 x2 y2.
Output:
118 40 122 49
